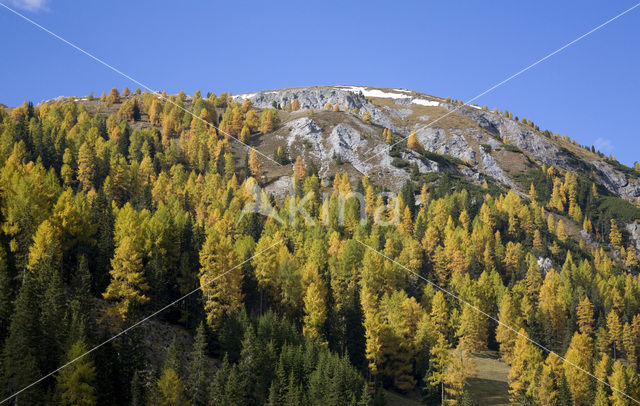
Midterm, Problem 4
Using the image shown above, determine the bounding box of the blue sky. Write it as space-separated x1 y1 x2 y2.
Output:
1 0 639 165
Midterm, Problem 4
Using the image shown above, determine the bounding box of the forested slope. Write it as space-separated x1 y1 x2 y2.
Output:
0 87 639 405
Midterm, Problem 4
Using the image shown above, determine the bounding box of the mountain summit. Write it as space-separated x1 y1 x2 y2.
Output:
230 85 639 201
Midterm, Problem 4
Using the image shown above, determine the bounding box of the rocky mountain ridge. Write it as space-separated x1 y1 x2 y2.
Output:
232 85 640 202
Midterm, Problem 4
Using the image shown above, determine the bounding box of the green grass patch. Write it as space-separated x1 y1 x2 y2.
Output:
422 150 466 166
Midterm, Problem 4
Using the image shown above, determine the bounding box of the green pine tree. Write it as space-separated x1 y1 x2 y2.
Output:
2 275 45 405
186 323 209 406
0 245 13 343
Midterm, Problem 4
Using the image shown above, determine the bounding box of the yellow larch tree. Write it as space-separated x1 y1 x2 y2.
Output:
508 329 543 404
576 296 595 336
302 263 327 341
407 131 424 154
609 219 622 250
293 156 307 182
103 236 149 321
199 231 242 329
248 149 263 179
564 332 594 405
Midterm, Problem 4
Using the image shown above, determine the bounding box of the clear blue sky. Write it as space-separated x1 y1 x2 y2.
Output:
1 0 639 165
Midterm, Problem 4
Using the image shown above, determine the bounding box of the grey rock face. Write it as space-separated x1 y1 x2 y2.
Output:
234 87 398 131
451 103 640 199
282 118 411 185
538 257 553 275
327 124 368 174
414 126 476 164
237 86 638 199
591 160 640 199
479 150 515 188
626 222 640 252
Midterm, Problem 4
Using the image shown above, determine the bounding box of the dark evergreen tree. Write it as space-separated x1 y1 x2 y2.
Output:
186 323 209 406
92 190 114 294
163 336 183 379
2 275 45 405
39 267 67 372
0 246 13 344
130 370 145 406
209 355 231 405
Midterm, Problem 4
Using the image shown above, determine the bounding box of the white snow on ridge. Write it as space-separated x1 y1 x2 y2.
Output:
412 99 439 107
339 86 440 108
233 86 440 109
232 92 257 100
338 86 412 100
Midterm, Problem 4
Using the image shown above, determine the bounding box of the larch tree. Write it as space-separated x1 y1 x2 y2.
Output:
608 360 634 406
607 310 623 360
407 131 424 154
430 290 449 338
626 244 639 268
240 124 250 143
61 148 75 188
199 231 242 329
508 329 543 404
536 354 564 406
76 142 96 192
293 156 307 182
362 111 372 124
223 152 235 181
556 219 567 242
361 284 384 377
245 109 259 131
496 292 520 362
456 302 487 352
576 296 595 336
55 339 97 406
149 99 163 125
153 368 186 406
302 263 327 341
427 333 451 404
444 344 476 404
105 88 120 105
248 149 263 180
564 332 594 405
609 219 622 250
538 269 567 346
252 233 282 302
260 109 275 133
103 236 149 321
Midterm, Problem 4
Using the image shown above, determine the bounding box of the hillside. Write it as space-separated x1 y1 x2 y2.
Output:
1 86 640 406
226 85 640 199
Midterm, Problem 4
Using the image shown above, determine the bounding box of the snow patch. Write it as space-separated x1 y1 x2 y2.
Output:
338 86 412 100
233 92 257 100
412 99 440 107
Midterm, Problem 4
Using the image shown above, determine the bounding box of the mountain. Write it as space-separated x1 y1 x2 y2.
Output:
3 85 640 405
230 85 640 200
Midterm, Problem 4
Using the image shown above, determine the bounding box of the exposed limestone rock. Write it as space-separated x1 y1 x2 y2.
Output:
234 87 398 131
538 257 553 275
232 86 638 199
626 222 640 252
